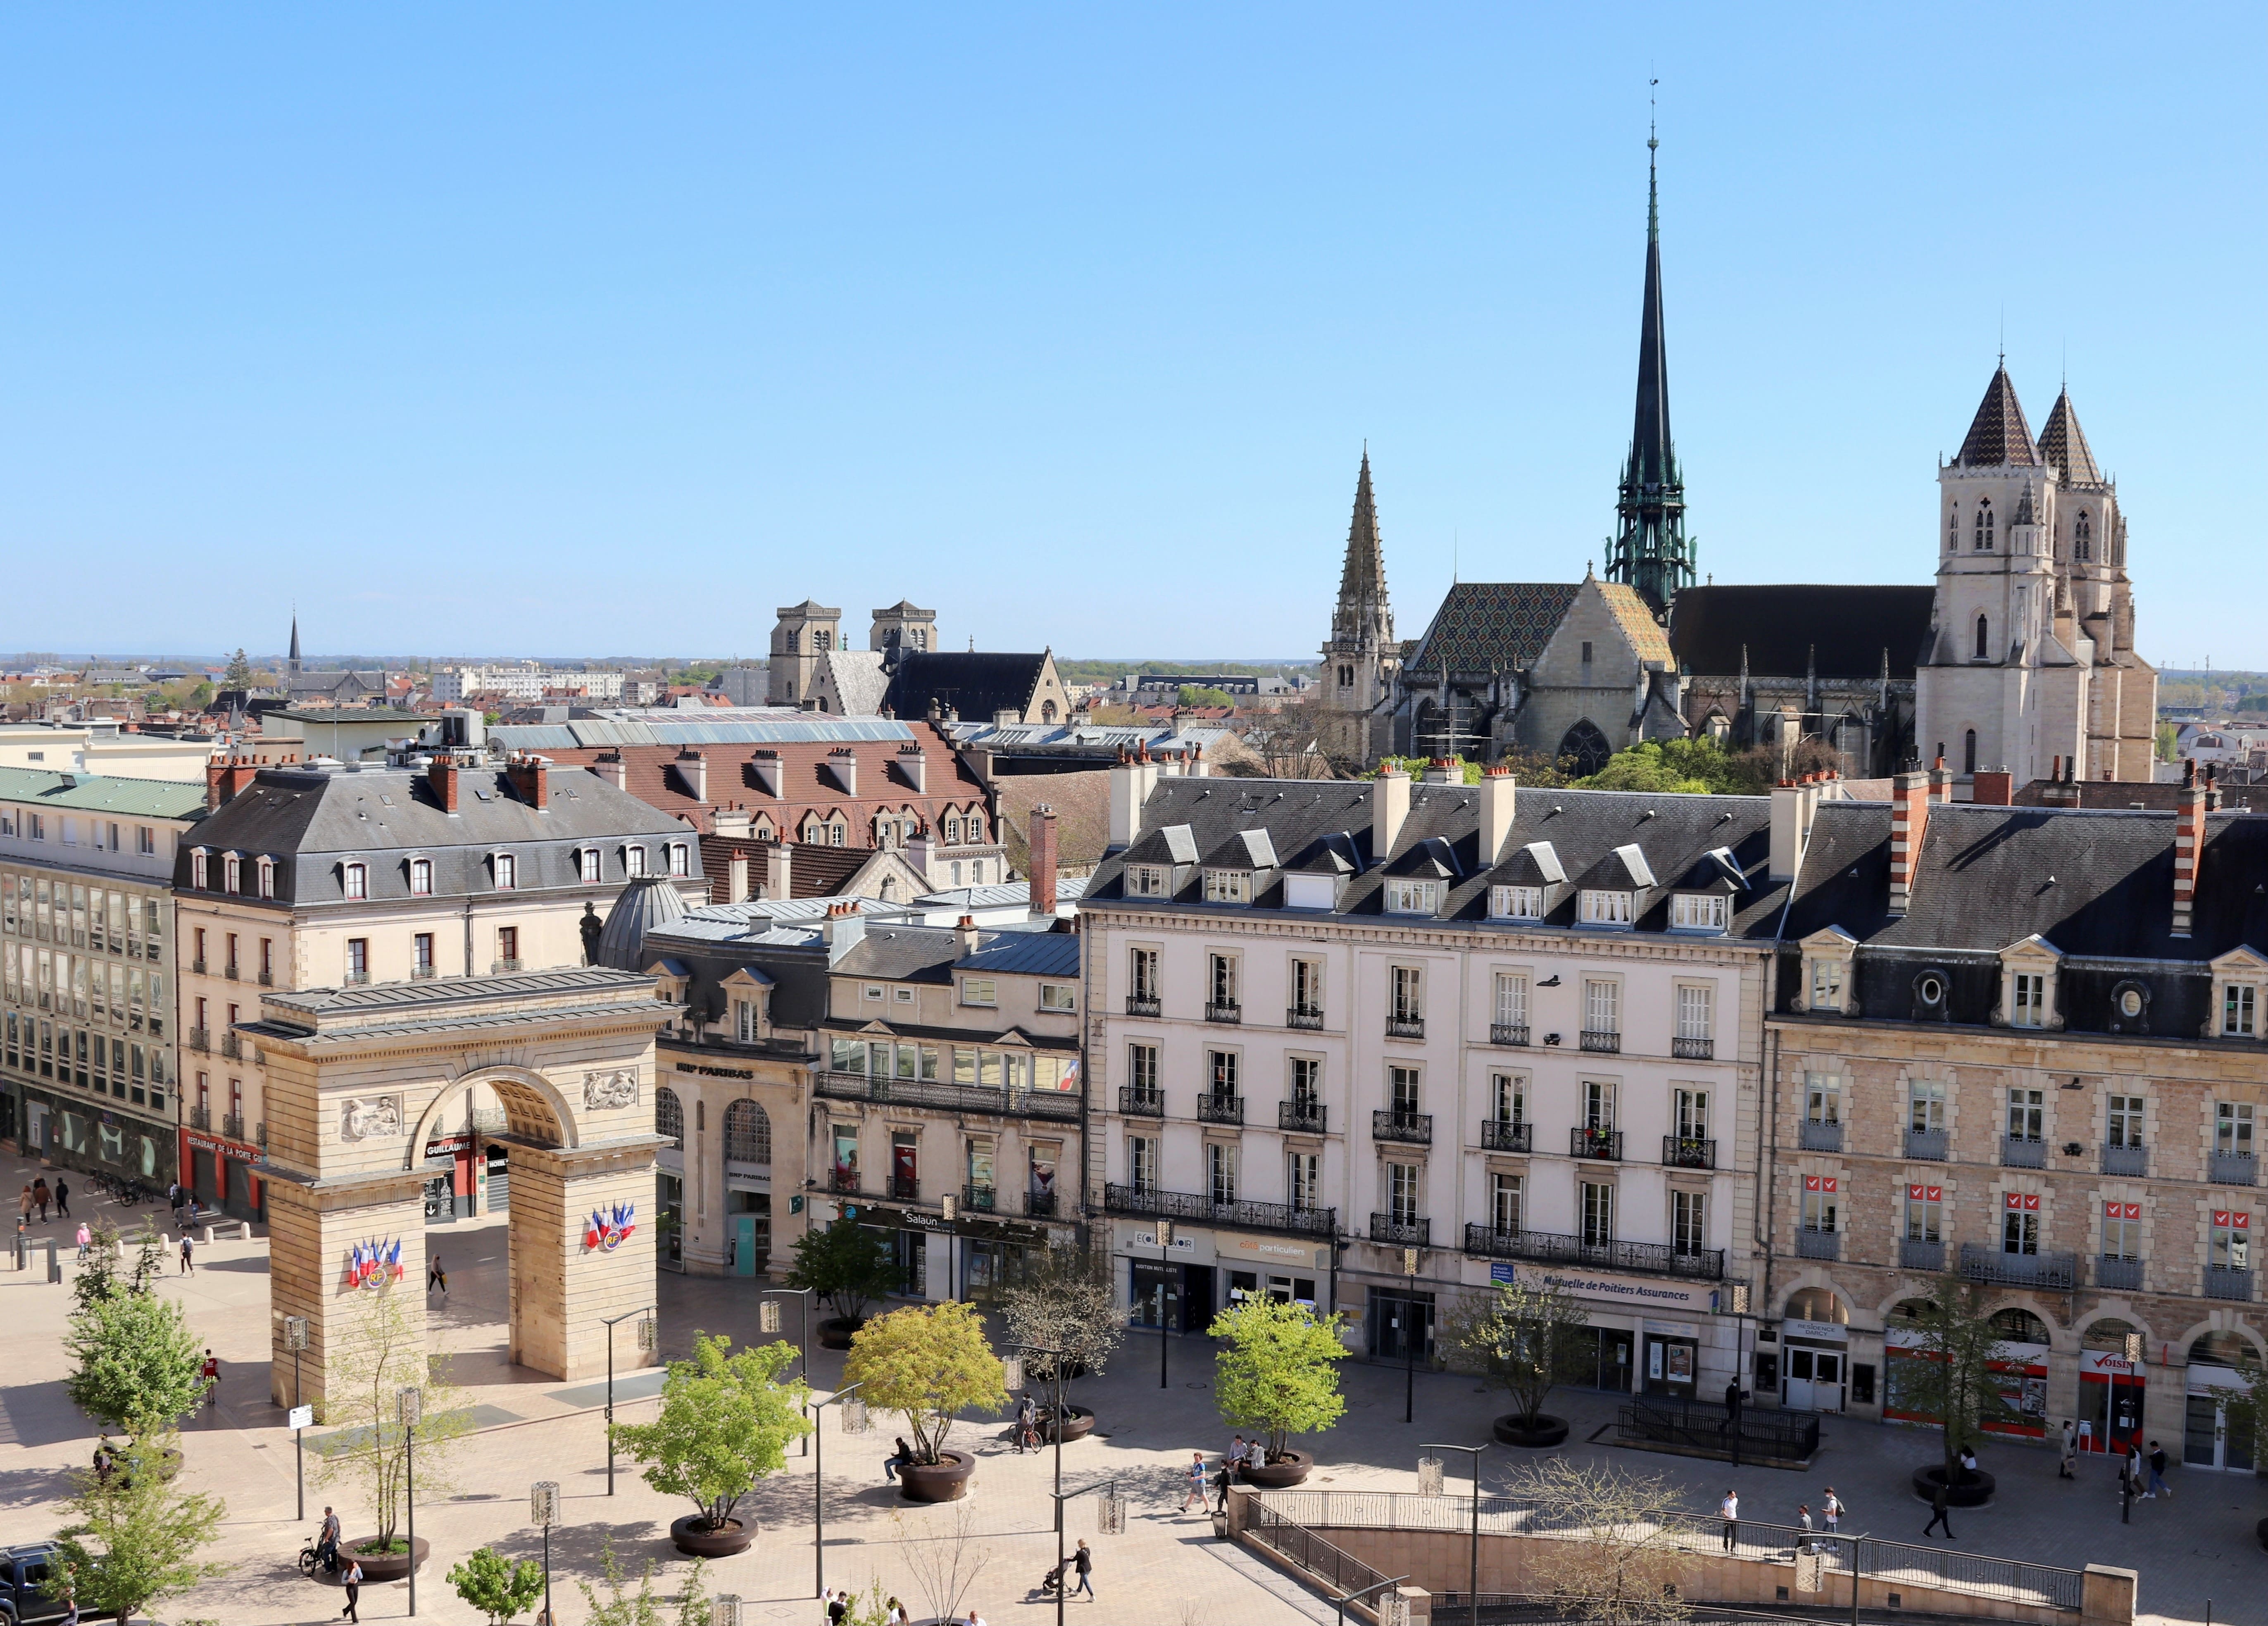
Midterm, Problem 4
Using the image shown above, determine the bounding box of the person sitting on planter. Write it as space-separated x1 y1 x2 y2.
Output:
883 1436 914 1483
1245 1438 1265 1472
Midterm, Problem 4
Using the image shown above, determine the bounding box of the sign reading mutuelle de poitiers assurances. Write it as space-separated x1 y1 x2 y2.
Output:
1488 1261 1722 1314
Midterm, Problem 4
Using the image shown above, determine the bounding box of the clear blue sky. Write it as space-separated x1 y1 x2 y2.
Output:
2 5 2260 667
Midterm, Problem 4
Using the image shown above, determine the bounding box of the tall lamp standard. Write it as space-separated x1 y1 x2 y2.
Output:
1155 1220 1176 1389
600 1307 657 1494
1042 1476 1128 1626
283 1316 309 1521
397 1387 422 1617
760 1289 819 1456
940 1193 959 1304
1725 1282 1752 1469
529 1482 559 1626
1006 1345 1069 1589
807 1381 869 1598
1399 1246 1421 1425
1418 1444 1487 1626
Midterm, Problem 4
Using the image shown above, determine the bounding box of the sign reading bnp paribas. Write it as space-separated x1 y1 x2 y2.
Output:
1488 1261 1721 1314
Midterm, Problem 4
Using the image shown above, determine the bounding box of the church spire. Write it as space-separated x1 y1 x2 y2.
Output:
1606 125 1693 616
288 607 301 674
1333 448 1392 642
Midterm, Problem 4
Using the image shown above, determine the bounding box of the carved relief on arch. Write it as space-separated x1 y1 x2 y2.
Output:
583 1069 639 1110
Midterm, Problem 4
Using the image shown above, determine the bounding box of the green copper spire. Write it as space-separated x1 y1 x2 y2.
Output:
1605 119 1694 616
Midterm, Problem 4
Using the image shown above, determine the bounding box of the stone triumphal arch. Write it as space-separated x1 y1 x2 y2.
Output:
247 969 673 1405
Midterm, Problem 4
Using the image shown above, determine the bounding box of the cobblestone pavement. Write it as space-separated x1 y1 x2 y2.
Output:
0 1157 2253 1624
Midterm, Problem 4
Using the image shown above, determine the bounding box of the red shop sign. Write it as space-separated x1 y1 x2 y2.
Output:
2213 1211 2251 1230
2004 1192 2040 1212
1805 1176 1838 1193
1908 1184 1943 1202
2104 1202 2140 1221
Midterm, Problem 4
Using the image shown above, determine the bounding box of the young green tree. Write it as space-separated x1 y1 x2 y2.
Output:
1887 1275 2025 1488
1207 1297 1349 1462
842 1301 1007 1465
609 1332 811 1531
66 1224 207 1436
1441 1273 1592 1428
446 1546 547 1625
314 1281 473 1552
785 1214 899 1324
54 1424 227 1624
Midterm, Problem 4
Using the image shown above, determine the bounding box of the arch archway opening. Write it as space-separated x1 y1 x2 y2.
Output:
1990 1307 2052 1347
1557 719 1613 779
1785 1286 1849 1325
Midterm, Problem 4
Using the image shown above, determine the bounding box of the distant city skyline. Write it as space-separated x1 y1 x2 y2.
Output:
0 7 2259 664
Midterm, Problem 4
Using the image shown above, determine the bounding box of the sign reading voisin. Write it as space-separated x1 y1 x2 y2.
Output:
1487 1261 1718 1315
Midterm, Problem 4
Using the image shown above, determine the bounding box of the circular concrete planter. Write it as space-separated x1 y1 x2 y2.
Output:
898 1449 976 1502
818 1317 864 1350
1493 1412 1571 1448
2255 1515 2268 1552
1241 1448 1315 1489
343 1536 429 1583
1040 1404 1096 1445
671 1514 754 1558
1912 1465 1997 1507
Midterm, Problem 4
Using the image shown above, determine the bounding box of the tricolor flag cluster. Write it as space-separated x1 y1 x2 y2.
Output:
345 1237 405 1290
585 1201 637 1252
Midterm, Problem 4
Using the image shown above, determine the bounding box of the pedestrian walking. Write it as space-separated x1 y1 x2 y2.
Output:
33 1177 49 1221
201 1348 220 1406
59 1593 77 1626
826 1586 850 1624
52 1179 67 1219
1211 1457 1233 1515
2059 1421 2078 1479
1181 1452 1208 1512
428 1254 447 1295
74 1223 90 1262
1719 1489 1738 1553
340 1557 363 1621
1923 1478 1954 1540
2125 1443 2144 1498
17 1185 31 1224
1014 1394 1037 1453
1822 1487 1842 1536
178 1233 194 1274
1070 1538 1095 1600
1797 1504 1813 1553
884 1599 909 1626
2146 1440 2173 1497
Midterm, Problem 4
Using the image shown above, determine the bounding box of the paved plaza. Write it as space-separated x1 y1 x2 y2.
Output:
0 1157 2254 1625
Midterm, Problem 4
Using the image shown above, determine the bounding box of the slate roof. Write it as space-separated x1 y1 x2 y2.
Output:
1955 367 2040 467
832 925 969 983
2036 390 2104 486
956 931 1080 978
0 765 210 821
596 876 690 971
821 649 891 717
882 652 1049 722
1401 583 1581 676
1668 585 1937 680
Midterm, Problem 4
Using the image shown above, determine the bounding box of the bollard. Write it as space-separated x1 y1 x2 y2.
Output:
47 1238 61 1283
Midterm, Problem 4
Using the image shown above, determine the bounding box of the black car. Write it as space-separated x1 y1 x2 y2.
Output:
0 1544 67 1624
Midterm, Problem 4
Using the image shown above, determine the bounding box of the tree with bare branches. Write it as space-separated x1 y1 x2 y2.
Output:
892 1502 991 1624
1503 1457 1692 1626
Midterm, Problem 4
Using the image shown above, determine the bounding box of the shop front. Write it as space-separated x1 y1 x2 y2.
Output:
1485 1260 1731 1396
1885 1330 2049 1440
1780 1317 1848 1412
1116 1222 1306 1333
421 1130 476 1223
182 1125 262 1221
2185 1333 2258 1473
2078 1349 2146 1457
855 1199 1067 1304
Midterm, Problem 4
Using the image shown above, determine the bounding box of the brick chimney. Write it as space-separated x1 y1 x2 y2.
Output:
1478 764 1517 866
204 757 259 811
1971 769 2014 807
727 849 751 904
506 755 550 809
1028 804 1059 918
431 755 462 814
1887 769 1931 916
1929 755 1956 804
761 839 792 901
2173 759 2206 938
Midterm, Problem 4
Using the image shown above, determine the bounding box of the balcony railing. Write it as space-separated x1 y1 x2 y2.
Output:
1671 1035 1714 1060
888 1174 920 1203
412 964 440 979
1117 1086 1165 1118
1372 1110 1433 1146
1662 1136 1716 1170
1026 1190 1058 1219
491 958 524 974
1959 1242 2077 1290
1125 995 1161 1018
189 1105 211 1132
255 1122 267 1150
1195 1093 1245 1126
189 957 207 976
1204 1001 1242 1024
2097 1256 2145 1292
1480 1119 1530 1152
1386 1015 1425 1039
962 1183 998 1214
2205 1265 2254 1302
2210 1151 2258 1186
1287 1005 1325 1031
1369 1213 1430 1247
1579 1029 1621 1054
221 1114 245 1143
223 962 240 982
2102 1144 2148 1177
1899 1238 1945 1272
1905 1127 1950 1161
1461 1222 1723 1281
219 1035 243 1060
257 969 274 987
817 1069 1081 1122
1570 1127 1622 1161
828 1168 862 1195
1489 1022 1530 1047
1795 1229 1840 1260
1278 1100 1327 1134
186 1028 210 1054
1102 1183 1335 1239
1799 1120 1843 1152
2001 1136 2047 1169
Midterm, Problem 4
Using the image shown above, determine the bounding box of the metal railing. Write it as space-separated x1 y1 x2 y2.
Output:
817 1069 1080 1122
1795 1229 1840 1260
1578 1028 1619 1053
1799 1119 1843 1152
1372 1109 1431 1146
2001 1135 2047 1169
257 969 274 986
2096 1255 2144 1291
1385 1015 1425 1039
1025 1190 1057 1219
1461 1223 1723 1281
1661 1135 1715 1170
1245 1502 1390 1614
186 1028 210 1053
2210 1150 2258 1186
411 964 438 980
1569 1127 1621 1160
2205 1265 2254 1302
888 1174 920 1203
1195 1092 1244 1125
1900 1237 1945 1271
344 970 372 986
1480 1119 1530 1152
1103 1183 1334 1239
2102 1143 2148 1176
189 957 207 976
223 962 240 982
490 958 524 974
828 1169 861 1195
1488 1022 1530 1047
1124 995 1161 1017
189 1105 211 1131
1204 1001 1242 1024
1278 1100 1326 1134
219 1034 243 1060
221 1115 245 1142
1286 1005 1325 1031
1368 1213 1428 1246
1671 1035 1713 1060
1619 1397 1818 1464
1117 1085 1164 1117
1959 1242 2076 1290
962 1183 997 1214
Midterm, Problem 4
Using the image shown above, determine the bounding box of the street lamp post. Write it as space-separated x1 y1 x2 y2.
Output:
283 1316 309 1521
1334 1572 1412 1626
808 1381 868 1598
761 1289 818 1456
601 1307 658 1495
1157 1220 1175 1389
1726 1282 1752 1469
397 1387 421 1617
1007 1343 1071 1595
1400 1246 1421 1425
940 1193 959 1304
1419 1443 1487 1626
530 1482 560 1626
1042 1475 1127 1626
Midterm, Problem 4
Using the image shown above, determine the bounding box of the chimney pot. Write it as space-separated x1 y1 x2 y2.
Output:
1028 805 1059 917
2173 775 2209 938
431 756 462 814
1887 769 1931 915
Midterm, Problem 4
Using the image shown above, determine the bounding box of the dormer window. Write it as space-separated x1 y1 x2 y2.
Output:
257 856 277 899
1204 870 1252 903
668 843 690 878
343 862 367 900
223 854 242 894
191 850 209 890
1809 957 1842 1011
1385 879 1440 914
1670 893 1728 932
626 845 647 877
493 852 517 890
409 857 433 897
1578 889 1633 926
2011 973 2047 1027
1126 866 1167 898
1490 884 1544 921
579 848 601 883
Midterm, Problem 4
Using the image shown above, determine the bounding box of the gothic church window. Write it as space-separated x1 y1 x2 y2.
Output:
2075 510 2092 561
1947 505 1958 551
1974 500 1994 551
1964 729 1978 775
1556 720 1612 778
1974 614 1990 661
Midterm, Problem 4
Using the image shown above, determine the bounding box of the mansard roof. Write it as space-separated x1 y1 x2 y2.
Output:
2037 390 2104 486
1667 585 1937 680
1955 367 2040 468
1402 583 1581 677
881 651 1050 723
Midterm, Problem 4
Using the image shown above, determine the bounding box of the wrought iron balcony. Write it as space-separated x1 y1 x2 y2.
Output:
1579 1029 1620 1054
1485 1022 1532 1050
344 970 372 986
1204 1001 1242 1024
1570 1127 1622 1161
816 1069 1081 1121
257 969 274 987
1287 1005 1325 1031
1386 1016 1425 1039
2001 1136 2047 1169
1026 1190 1058 1218
490 959 524 974
2102 1144 2148 1177
1662 1136 1716 1170
1195 1092 1245 1126
186 1028 210 1054
889 1174 920 1203
221 1114 245 1143
189 957 207 976
962 1183 997 1214
1899 1238 1945 1272
1671 1035 1714 1060
1461 1223 1723 1280
1372 1109 1433 1146
1278 1100 1327 1134
828 1168 862 1195
1125 995 1161 1018
1369 1213 1430 1246
1799 1120 1843 1152
1905 1127 1949 1161
1795 1230 1840 1260
2210 1151 2258 1186
255 1122 267 1150
2204 1265 2254 1302
223 962 240 982
1481 1119 1530 1152
219 1034 243 1060
2096 1256 2145 1291
1103 1183 1335 1239
1959 1242 2076 1290
189 1105 211 1132
1117 1085 1165 1118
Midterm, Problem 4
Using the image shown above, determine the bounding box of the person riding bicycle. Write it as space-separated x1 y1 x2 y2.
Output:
316 1505 342 1572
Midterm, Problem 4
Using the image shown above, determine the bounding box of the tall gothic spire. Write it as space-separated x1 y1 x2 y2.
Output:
1605 126 1694 616
1333 448 1392 642
288 608 301 674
